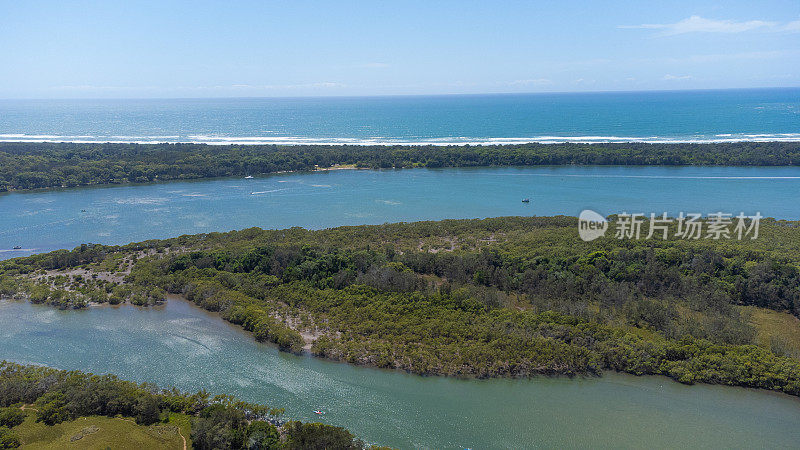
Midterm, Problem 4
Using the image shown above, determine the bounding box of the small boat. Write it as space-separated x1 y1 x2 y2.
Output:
12 246 22 250
244 175 254 179
313 410 324 415
81 209 87 212
521 198 530 203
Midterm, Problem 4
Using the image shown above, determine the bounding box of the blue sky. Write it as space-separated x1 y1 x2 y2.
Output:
1 0 798 98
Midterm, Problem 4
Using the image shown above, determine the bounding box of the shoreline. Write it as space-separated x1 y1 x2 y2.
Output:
2 137 800 146
0 164 364 194
3 140 800 192
2 161 800 196
4 293 800 405
5 291 800 402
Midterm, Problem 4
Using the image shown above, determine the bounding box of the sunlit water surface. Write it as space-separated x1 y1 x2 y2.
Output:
1 166 798 257
1 299 799 449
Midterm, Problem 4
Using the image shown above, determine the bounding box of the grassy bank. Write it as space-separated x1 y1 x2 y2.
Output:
10 412 187 449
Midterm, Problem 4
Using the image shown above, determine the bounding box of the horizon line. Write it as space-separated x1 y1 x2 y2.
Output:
0 85 798 102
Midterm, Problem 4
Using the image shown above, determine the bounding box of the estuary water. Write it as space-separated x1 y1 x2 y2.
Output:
2 298 799 449
1 165 799 258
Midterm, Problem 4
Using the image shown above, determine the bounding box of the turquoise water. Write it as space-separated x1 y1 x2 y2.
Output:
2 298 799 449
1 165 798 258
0 89 798 144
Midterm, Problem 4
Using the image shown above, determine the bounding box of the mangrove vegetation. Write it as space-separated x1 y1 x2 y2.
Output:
2 216 800 396
0 361 382 449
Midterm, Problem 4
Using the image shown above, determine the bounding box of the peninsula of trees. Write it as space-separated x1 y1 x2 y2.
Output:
0 361 383 449
2 216 799 396
1 141 799 191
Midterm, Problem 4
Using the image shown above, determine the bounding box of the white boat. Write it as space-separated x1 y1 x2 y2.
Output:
244 175 254 179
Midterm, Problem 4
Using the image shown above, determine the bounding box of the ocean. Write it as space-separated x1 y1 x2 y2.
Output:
0 88 798 145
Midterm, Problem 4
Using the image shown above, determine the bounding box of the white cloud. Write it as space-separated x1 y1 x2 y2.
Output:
302 82 345 88
662 74 693 80
185 82 345 90
48 82 346 93
507 78 552 86
784 20 800 32
51 84 158 91
621 15 800 36
639 49 796 65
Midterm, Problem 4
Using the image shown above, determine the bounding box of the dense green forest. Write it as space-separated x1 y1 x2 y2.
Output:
2 216 800 395
1 141 799 190
0 361 384 449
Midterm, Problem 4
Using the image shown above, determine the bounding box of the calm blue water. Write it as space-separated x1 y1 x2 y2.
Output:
1 165 797 258
1 88 798 144
3 298 799 449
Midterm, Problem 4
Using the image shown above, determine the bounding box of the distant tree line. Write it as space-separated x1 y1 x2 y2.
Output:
1 141 799 190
